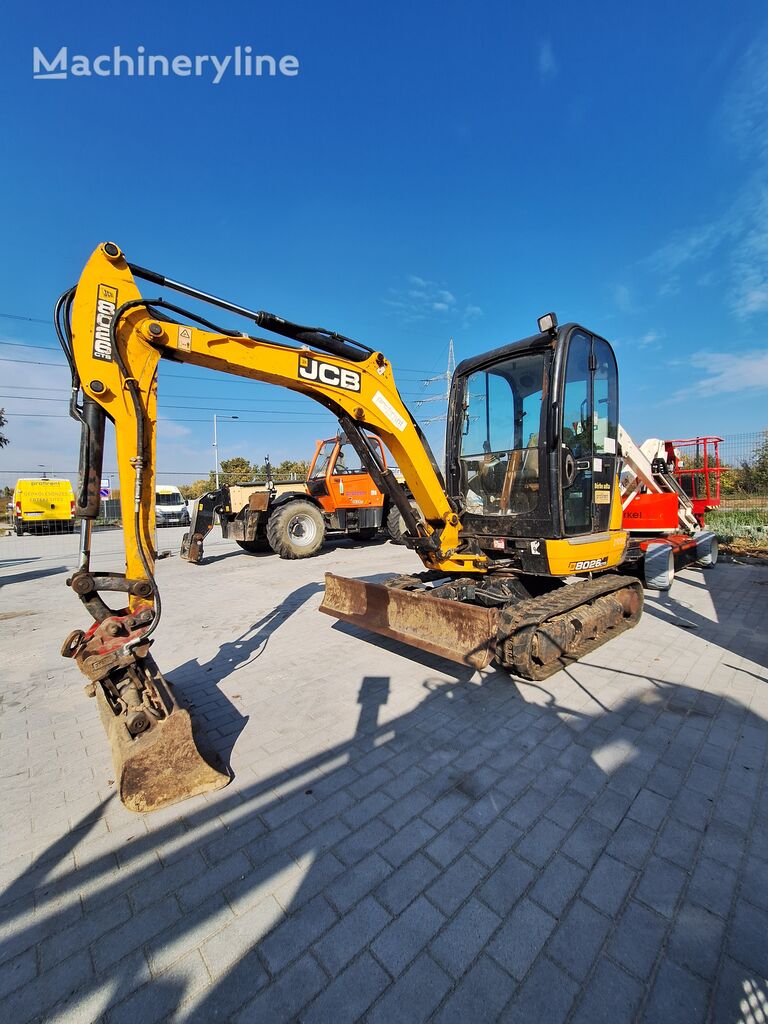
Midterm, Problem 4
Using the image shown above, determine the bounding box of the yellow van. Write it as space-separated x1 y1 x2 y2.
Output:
13 478 76 536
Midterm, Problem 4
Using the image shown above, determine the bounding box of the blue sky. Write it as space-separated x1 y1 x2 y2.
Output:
1 0 767 484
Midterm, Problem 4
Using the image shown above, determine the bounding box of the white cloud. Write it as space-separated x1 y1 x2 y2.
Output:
613 284 635 314
385 277 482 327
538 40 557 81
672 348 768 399
638 329 662 348
719 33 768 161
643 34 768 320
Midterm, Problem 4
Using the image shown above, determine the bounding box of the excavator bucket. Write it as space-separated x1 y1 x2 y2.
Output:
91 662 229 814
320 573 498 669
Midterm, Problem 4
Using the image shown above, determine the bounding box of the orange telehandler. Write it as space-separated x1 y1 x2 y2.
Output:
56 243 642 812
180 434 400 563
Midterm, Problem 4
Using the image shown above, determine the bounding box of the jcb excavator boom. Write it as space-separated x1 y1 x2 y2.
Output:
58 243 642 812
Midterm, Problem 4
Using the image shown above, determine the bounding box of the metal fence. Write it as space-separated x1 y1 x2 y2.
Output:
709 432 768 506
0 468 307 573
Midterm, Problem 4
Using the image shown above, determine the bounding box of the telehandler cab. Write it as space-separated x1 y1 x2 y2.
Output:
56 243 641 811
180 434 394 563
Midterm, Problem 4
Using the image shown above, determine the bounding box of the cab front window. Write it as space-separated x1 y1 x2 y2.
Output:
459 351 545 516
310 441 336 479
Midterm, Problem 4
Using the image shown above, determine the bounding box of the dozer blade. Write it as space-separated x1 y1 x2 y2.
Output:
93 665 229 814
320 573 498 669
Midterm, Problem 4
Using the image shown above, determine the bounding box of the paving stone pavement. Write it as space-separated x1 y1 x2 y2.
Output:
1 537 767 1023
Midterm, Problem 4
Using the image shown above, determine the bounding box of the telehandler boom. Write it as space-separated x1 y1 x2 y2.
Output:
57 243 642 812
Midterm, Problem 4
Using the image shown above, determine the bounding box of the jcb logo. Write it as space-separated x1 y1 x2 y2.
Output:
298 356 360 392
569 557 609 571
92 284 118 362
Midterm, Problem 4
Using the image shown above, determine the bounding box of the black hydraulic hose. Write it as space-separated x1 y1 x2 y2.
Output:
109 297 164 645
144 299 244 337
128 259 373 362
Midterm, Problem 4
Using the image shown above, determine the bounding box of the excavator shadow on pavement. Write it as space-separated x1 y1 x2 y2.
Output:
1 658 766 1023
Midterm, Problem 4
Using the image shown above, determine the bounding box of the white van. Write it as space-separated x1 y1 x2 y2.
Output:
155 485 190 527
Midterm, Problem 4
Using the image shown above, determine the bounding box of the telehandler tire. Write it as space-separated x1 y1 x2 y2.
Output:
236 537 270 554
267 500 325 559
386 503 418 545
353 528 378 542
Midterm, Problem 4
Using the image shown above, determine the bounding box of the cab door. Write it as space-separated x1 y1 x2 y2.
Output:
327 440 385 511
560 330 619 535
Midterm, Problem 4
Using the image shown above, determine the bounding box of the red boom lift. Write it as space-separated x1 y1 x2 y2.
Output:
619 431 722 590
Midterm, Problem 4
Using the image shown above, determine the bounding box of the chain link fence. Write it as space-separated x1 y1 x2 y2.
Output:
703 431 768 553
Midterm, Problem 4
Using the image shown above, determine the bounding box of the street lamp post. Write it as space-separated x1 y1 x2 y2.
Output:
213 414 239 488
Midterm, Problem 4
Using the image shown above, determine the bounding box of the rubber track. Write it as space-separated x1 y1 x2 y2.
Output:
496 573 644 681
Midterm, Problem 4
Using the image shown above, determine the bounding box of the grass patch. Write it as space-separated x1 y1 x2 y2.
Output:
706 507 768 556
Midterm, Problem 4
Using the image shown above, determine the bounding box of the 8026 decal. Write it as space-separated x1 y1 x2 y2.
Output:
569 557 609 571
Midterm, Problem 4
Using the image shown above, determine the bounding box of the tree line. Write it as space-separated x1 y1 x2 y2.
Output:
178 456 311 498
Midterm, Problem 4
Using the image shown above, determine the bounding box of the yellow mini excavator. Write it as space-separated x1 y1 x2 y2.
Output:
57 243 642 812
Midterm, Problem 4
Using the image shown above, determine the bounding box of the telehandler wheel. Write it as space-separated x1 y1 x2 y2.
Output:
386 503 418 545
267 500 325 559
236 536 270 554
353 528 378 542
644 544 675 591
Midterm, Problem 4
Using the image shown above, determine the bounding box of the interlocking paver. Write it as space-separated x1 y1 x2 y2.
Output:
434 955 517 1023
606 817 656 870
569 957 644 1024
547 898 611 980
313 896 391 975
515 817 567 868
642 958 709 1024
562 817 612 869
426 853 487 916
427 818 479 867
687 855 738 918
302 952 389 1023
376 854 441 915
370 895 444 976
529 853 587 917
259 895 337 975
668 903 725 980
581 851 638 917
470 817 521 867
487 897 556 979
608 899 667 979
429 897 500 978
325 852 393 915
4 548 768 1024
233 954 327 1024
500 956 579 1023
369 954 452 1023
477 850 536 916
727 900 768 975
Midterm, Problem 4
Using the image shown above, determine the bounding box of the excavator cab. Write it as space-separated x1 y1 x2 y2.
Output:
323 315 638 676
445 315 622 569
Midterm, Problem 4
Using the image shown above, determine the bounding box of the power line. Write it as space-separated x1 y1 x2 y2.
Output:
0 313 52 325
0 340 59 351
2 412 330 423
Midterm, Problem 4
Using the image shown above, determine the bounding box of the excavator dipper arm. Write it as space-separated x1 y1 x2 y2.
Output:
58 243 487 811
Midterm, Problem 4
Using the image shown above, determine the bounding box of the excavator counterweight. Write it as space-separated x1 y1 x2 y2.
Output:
57 244 643 812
